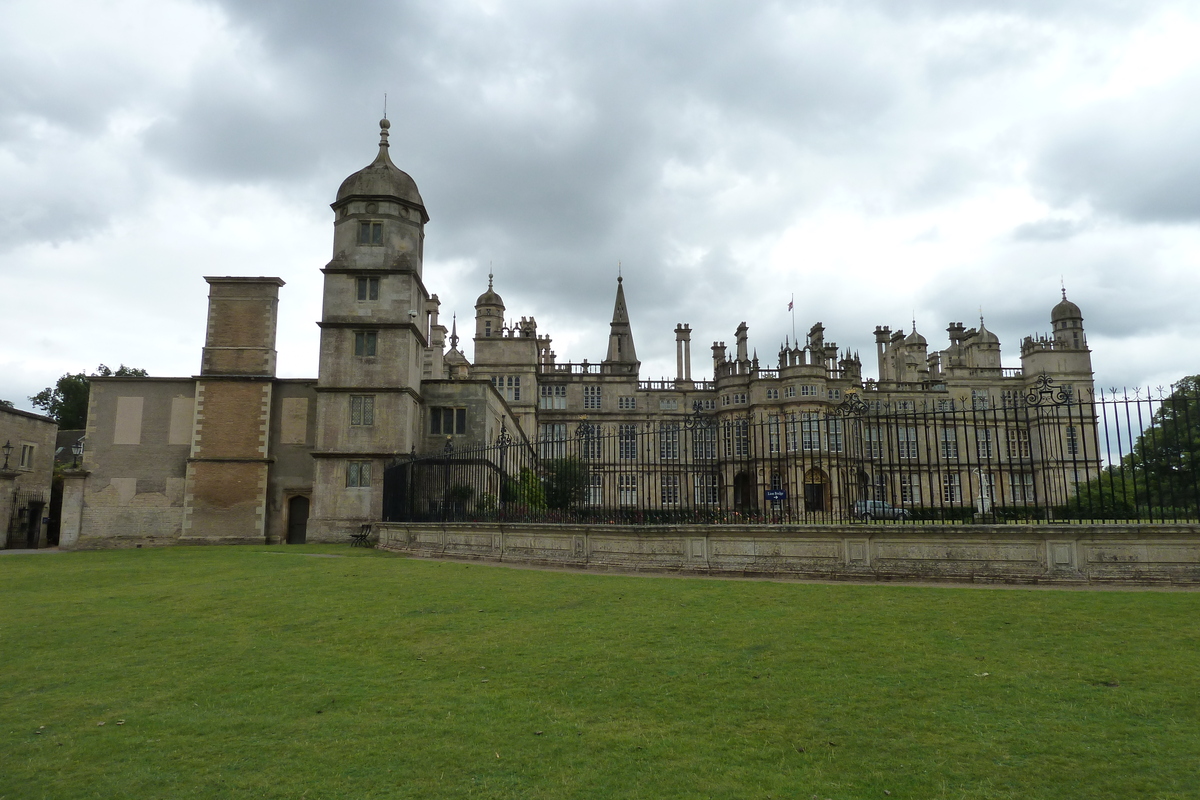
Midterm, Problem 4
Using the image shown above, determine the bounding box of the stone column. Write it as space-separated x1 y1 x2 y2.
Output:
683 324 692 382
0 470 17 549
58 470 89 550
675 325 685 382
674 324 694 389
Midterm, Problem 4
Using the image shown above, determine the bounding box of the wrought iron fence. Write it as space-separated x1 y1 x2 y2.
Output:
382 377 1200 525
5 488 47 548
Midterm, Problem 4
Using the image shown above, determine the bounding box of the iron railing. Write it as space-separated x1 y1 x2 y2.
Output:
382 377 1200 525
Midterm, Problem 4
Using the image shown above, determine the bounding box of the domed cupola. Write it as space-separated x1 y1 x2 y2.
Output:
333 119 428 223
475 274 505 310
475 273 505 339
974 319 1000 345
1051 289 1083 325
1051 288 1087 350
903 326 927 348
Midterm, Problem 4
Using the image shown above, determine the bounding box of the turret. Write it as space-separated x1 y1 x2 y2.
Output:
475 273 505 339
328 117 428 277
1020 291 1094 381
1051 289 1087 351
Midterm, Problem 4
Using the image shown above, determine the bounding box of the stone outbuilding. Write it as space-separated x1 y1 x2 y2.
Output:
1 405 57 548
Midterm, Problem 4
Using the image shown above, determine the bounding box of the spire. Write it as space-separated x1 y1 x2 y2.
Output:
378 117 390 150
602 275 639 374
450 314 459 350
610 274 630 324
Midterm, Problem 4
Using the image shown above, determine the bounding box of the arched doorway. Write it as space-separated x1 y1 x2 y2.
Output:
286 495 310 544
803 468 830 512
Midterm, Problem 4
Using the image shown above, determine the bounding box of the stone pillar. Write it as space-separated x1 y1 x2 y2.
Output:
675 324 694 389
683 324 692 382
0 470 17 549
58 470 89 549
675 325 685 382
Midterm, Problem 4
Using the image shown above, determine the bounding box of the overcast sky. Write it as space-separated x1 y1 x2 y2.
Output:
3 0 1199 412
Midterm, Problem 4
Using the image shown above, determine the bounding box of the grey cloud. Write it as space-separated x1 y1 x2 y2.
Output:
4 0 1196 394
1033 72 1200 223
1011 217 1092 241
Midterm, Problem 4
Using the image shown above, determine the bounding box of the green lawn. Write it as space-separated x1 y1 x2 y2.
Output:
1 546 1198 799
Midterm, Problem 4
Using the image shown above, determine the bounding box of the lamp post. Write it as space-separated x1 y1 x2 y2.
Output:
1 440 11 471
71 437 85 469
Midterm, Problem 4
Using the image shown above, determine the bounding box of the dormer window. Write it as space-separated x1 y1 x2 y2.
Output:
358 221 383 245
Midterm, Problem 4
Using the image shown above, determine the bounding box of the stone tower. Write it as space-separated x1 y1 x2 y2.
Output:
1021 290 1094 383
308 119 431 540
182 276 284 543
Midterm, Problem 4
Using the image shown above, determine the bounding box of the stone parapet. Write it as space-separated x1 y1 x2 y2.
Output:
375 522 1200 585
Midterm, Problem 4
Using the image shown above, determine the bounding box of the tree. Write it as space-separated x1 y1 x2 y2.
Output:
1127 375 1200 510
1072 376 1200 517
0 399 13 408
543 458 590 509
30 364 149 428
503 467 546 510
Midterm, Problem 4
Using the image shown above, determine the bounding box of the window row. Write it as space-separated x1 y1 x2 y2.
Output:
527 419 1079 464
859 425 1078 460
347 398 469 435
536 387 696 411
721 386 843 405
569 472 721 506
864 471 1037 505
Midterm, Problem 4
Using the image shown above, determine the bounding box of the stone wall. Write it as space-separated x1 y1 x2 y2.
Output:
74 378 194 548
375 522 1200 585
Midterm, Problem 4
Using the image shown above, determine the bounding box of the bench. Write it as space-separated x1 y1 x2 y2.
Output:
350 524 372 548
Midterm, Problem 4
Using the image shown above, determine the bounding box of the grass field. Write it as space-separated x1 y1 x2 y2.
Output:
1 546 1198 799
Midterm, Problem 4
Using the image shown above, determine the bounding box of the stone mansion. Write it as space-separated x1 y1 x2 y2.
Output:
59 120 1095 547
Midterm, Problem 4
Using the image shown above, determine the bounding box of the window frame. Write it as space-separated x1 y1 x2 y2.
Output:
355 276 380 301
583 386 602 410
347 460 372 488
354 330 378 357
430 407 467 435
357 220 383 245
350 395 375 427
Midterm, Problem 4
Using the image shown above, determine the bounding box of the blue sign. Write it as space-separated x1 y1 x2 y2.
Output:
765 489 787 501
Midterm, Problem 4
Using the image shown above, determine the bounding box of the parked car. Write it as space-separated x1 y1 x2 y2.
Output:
854 500 911 521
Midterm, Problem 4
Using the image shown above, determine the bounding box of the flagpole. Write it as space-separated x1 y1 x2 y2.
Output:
790 293 796 344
